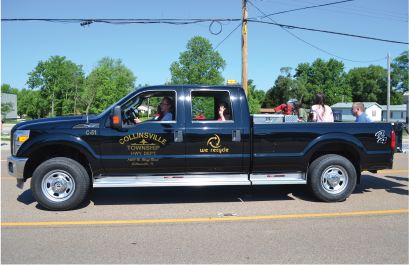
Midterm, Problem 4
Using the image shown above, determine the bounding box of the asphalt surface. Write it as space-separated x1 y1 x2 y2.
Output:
1 150 408 263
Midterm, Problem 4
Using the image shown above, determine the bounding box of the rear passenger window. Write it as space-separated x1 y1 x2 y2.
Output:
191 91 233 121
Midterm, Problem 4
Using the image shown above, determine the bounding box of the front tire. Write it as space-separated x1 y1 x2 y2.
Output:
31 157 90 211
308 154 357 202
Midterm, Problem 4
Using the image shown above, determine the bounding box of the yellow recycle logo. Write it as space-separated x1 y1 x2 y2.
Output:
207 134 221 149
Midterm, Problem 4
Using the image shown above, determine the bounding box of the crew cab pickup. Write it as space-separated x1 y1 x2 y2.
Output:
7 85 395 210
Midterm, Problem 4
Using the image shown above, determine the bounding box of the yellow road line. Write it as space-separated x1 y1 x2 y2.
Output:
363 170 408 173
2 209 408 226
2 177 15 179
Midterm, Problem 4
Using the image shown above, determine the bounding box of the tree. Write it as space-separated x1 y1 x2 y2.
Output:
170 36 226 85
391 51 408 92
262 68 294 108
294 58 352 106
1 100 14 121
1 84 19 94
347 65 402 105
247 79 265 114
83 57 137 115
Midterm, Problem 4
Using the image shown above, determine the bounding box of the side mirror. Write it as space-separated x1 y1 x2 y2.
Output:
111 105 123 129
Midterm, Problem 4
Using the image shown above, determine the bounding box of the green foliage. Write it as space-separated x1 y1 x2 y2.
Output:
17 89 47 119
26 55 85 117
348 65 403 105
391 51 408 92
294 58 351 106
170 36 226 85
84 57 137 115
1 100 14 121
247 79 265 114
1 84 19 94
192 97 215 119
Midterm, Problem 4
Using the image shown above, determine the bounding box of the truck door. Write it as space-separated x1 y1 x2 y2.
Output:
185 88 244 174
99 88 185 176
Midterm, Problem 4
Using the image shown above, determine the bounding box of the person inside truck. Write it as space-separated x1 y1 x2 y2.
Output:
311 93 334 122
351 102 372 122
195 110 205 119
217 101 232 121
134 97 173 123
294 101 308 122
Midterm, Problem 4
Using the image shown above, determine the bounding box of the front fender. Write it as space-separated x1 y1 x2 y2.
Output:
18 133 104 175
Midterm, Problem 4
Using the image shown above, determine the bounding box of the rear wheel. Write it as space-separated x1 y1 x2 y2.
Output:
308 154 357 202
31 157 90 210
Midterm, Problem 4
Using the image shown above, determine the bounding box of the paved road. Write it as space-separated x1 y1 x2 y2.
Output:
1 150 408 263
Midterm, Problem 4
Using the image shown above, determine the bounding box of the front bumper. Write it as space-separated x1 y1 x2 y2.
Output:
7 156 28 189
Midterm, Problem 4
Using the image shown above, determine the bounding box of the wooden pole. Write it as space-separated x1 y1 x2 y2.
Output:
166 78 168 85
242 0 248 96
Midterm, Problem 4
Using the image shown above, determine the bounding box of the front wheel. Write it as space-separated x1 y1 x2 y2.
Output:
31 157 90 211
308 154 357 202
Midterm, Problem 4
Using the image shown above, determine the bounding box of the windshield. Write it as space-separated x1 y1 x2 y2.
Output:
96 91 141 118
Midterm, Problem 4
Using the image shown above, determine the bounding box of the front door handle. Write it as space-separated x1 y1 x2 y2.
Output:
232 130 241 142
174 130 183 142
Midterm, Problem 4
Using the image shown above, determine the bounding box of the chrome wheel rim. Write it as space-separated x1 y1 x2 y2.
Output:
41 170 75 202
321 166 348 194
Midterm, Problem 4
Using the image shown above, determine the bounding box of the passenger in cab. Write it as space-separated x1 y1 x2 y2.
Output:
134 97 173 123
311 93 334 122
195 110 205 119
217 101 232 121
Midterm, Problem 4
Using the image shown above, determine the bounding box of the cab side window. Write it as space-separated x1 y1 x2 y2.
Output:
191 91 233 121
121 91 176 126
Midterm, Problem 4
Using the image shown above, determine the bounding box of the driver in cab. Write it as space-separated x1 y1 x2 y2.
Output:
134 97 173 123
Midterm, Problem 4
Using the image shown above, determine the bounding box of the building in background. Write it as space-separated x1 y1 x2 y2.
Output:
380 105 407 122
331 102 382 121
1 93 18 121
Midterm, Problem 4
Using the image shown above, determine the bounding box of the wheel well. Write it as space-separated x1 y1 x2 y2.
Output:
308 143 361 184
24 144 92 182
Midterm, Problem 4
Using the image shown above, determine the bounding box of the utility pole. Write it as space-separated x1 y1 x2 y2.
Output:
242 0 248 96
387 53 390 122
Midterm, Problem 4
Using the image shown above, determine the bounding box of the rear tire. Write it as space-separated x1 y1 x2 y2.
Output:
31 157 90 211
308 154 357 202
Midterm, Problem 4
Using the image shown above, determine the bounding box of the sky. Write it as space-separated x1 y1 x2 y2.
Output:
1 0 408 93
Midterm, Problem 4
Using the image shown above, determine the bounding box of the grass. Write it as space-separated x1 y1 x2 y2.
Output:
2 120 22 124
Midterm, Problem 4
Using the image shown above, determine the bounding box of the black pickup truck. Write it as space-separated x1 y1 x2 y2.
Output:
7 85 395 210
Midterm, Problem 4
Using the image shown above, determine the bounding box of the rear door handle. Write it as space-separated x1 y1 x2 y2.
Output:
174 130 183 142
232 130 241 142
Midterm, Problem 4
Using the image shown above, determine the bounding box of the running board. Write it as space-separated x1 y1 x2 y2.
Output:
93 174 251 188
250 173 306 185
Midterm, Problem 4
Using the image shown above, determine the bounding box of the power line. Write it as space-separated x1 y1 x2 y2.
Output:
213 22 242 50
250 20 409 45
251 0 354 19
248 0 393 63
257 0 408 22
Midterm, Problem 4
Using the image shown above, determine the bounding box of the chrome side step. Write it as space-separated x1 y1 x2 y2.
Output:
250 172 306 185
93 174 251 188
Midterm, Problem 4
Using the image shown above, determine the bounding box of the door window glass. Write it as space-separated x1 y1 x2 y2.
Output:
191 91 233 121
121 91 176 126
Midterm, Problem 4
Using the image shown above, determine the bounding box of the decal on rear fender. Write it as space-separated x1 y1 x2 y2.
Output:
375 130 387 144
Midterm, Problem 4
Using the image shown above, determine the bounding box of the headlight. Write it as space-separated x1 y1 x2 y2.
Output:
13 130 30 156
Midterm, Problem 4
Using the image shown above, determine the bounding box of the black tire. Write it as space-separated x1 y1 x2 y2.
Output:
30 157 90 211
307 154 357 202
